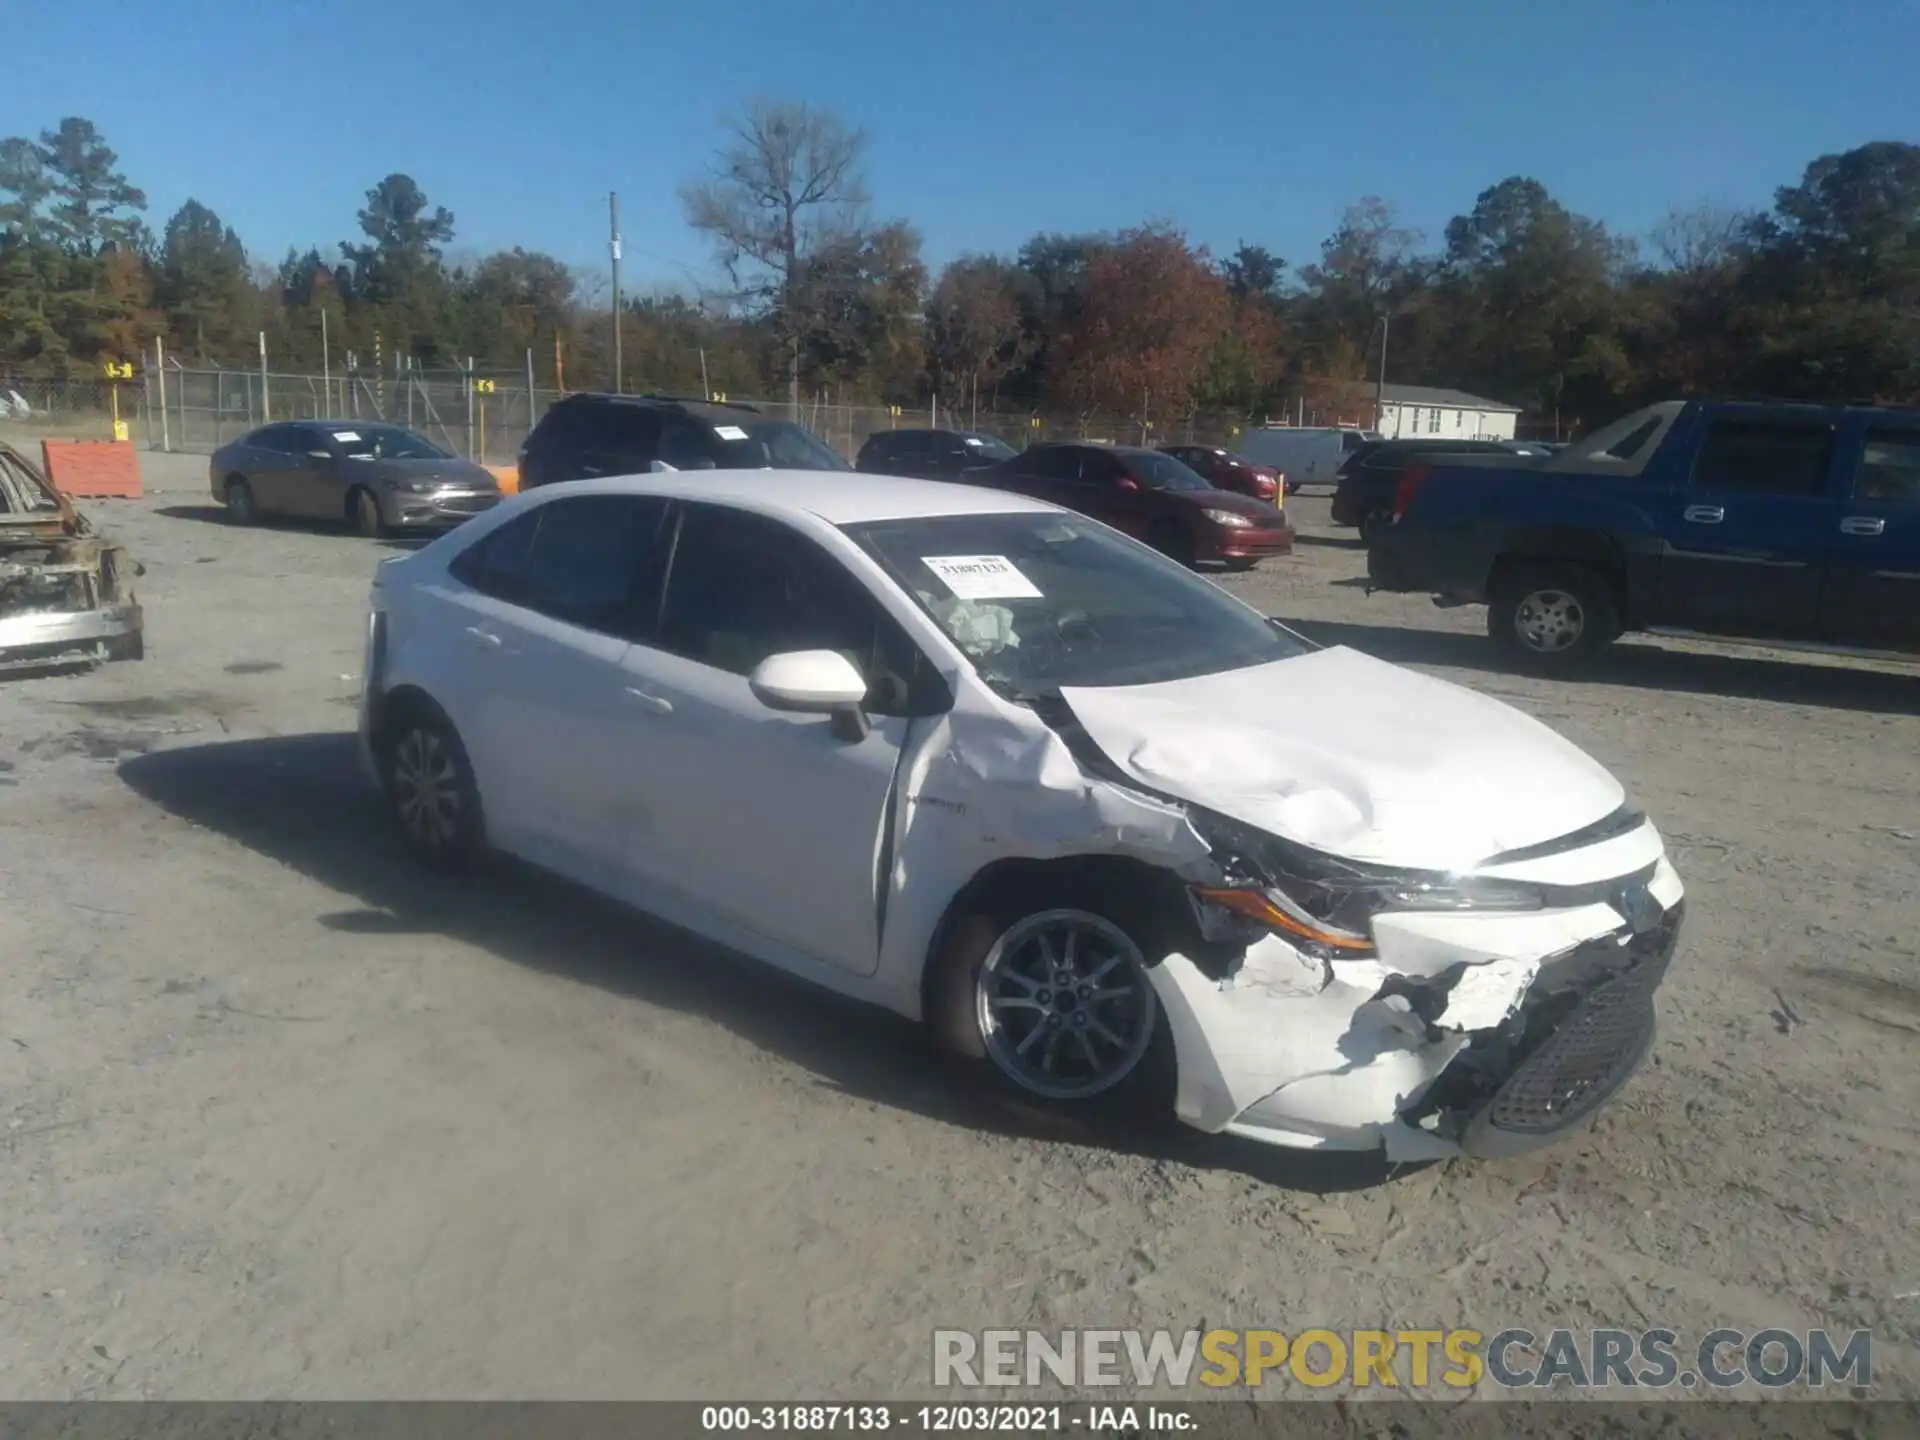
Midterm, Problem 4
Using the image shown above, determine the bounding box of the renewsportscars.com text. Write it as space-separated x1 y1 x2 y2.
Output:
932 1327 1873 1392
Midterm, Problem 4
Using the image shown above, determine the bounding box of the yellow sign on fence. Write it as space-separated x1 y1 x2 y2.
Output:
473 378 496 395
102 361 134 379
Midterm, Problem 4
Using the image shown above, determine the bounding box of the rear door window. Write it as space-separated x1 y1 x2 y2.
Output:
594 407 664 468
1691 420 1836 497
1854 430 1920 506
449 509 543 600
516 495 673 637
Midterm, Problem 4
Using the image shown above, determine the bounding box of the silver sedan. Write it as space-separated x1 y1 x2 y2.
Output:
210 421 502 538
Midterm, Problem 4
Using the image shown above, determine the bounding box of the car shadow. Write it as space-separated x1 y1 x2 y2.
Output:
1279 615 1920 716
156 505 433 550
116 732 1410 1195
1291 532 1366 550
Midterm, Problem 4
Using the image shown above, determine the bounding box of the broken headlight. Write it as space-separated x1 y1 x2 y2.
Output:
1190 815 1544 957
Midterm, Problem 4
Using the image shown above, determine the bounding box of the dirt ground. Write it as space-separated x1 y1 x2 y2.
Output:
2 455 1917 1401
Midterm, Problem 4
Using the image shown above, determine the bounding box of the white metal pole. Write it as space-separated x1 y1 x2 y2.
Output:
155 336 170 452
259 331 270 421
321 310 331 414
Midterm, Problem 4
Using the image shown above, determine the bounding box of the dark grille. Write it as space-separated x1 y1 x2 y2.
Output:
438 494 499 516
1410 903 1683 1147
1483 933 1674 1134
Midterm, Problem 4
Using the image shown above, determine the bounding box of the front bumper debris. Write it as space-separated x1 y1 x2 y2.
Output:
1148 851 1686 1160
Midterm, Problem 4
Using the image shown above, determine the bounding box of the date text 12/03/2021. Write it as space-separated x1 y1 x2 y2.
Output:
701 1406 1195 1432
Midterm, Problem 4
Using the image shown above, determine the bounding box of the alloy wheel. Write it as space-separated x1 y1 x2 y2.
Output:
392 727 462 851
974 910 1157 1101
1514 588 1586 653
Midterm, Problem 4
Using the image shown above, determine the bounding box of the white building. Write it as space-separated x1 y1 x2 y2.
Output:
1373 384 1520 442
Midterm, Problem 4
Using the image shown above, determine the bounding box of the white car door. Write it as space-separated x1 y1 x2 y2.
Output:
611 502 948 976
439 493 673 875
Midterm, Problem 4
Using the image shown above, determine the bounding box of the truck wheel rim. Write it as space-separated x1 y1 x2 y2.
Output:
975 910 1156 1101
1516 589 1584 652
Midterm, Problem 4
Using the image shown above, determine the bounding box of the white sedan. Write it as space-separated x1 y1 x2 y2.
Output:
358 470 1685 1160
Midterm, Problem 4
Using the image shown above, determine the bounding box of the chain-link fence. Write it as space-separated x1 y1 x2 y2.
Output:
0 376 123 446
6 366 1436 466
136 366 554 465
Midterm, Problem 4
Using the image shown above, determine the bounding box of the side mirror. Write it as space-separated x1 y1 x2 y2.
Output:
748 650 871 741
648 459 679 473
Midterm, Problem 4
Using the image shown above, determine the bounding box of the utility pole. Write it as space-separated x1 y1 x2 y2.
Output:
1374 311 1390 435
609 191 623 394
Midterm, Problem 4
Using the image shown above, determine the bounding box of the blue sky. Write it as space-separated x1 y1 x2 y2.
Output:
6 0 1911 292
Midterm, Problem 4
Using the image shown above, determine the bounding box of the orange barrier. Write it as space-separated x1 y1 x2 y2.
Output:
488 465 519 495
41 439 143 499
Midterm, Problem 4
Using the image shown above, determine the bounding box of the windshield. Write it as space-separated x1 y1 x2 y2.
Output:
330 425 449 461
716 421 850 471
959 434 1017 462
843 511 1311 695
1124 452 1211 491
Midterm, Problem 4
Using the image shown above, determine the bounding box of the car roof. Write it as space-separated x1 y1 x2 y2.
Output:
526 470 1057 525
557 392 765 425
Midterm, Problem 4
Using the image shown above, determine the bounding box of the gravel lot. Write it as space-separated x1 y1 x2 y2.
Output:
2 452 1917 1401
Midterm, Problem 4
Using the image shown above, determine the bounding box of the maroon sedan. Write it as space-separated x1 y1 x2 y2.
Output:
1159 444 1291 500
959 443 1293 570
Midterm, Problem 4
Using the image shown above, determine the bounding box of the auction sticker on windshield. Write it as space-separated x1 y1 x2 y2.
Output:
922 554 1043 601
332 431 360 442
714 425 749 440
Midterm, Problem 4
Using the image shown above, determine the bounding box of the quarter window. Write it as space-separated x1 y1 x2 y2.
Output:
1691 420 1835 497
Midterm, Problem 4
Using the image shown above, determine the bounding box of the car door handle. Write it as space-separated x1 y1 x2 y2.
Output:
464 625 502 648
1683 505 1725 524
1840 516 1886 536
622 687 673 715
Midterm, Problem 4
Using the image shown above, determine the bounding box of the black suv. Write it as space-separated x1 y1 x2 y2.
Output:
517 393 850 490
854 427 1018 480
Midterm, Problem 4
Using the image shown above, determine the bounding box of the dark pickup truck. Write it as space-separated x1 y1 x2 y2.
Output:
1366 400 1920 670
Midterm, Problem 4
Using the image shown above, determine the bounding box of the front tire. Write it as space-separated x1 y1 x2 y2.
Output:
380 709 484 868
351 487 388 540
929 897 1167 1109
224 476 257 525
1150 522 1197 570
1489 561 1620 671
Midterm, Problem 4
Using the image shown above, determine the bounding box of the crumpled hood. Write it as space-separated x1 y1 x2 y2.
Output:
1057 646 1625 872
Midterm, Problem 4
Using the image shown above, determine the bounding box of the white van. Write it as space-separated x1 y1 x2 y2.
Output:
1234 426 1379 489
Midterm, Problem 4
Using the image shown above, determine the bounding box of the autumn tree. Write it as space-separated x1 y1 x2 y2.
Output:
793 220 927 397
1048 227 1230 429
682 99 872 409
926 255 1029 418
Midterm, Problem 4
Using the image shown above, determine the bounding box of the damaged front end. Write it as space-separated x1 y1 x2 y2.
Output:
0 441 144 674
1149 807 1686 1160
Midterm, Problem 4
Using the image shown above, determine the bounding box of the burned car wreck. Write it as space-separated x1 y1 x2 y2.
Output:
0 440 144 674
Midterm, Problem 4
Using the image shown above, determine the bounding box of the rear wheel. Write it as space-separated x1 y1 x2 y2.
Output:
1358 506 1393 544
1489 561 1620 671
224 476 257 525
380 707 484 867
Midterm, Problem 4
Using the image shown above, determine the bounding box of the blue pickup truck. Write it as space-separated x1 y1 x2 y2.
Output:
1366 399 1920 671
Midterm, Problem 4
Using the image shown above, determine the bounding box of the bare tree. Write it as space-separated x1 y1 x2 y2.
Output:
1651 204 1748 277
681 99 870 413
